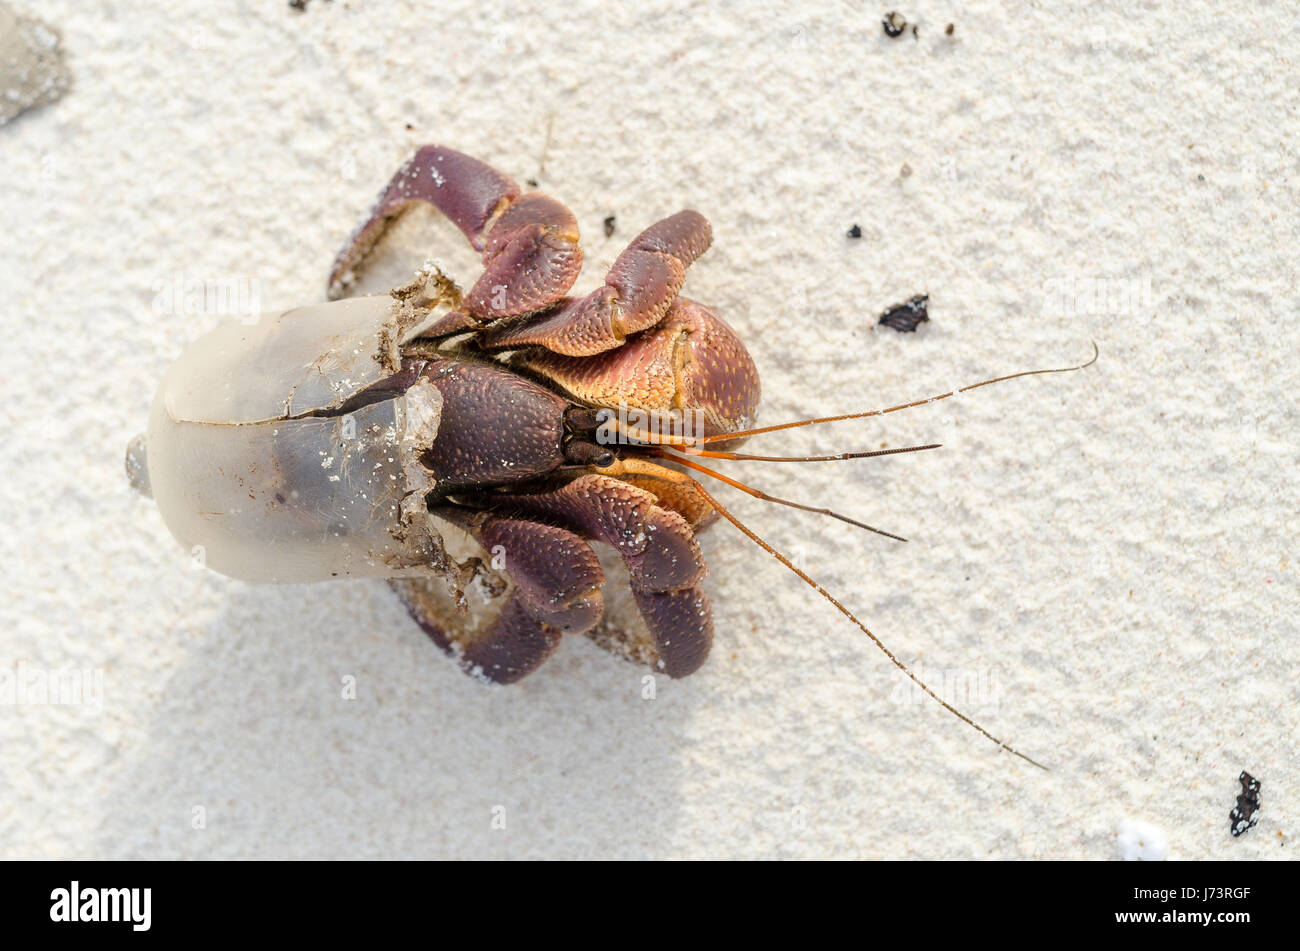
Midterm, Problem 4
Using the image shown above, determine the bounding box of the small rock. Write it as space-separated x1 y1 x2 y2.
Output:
877 294 929 332
0 3 72 127
1230 771 1261 837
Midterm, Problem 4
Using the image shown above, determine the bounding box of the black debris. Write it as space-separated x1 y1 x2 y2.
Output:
847 224 863 239
882 12 907 38
878 294 930 332
945 23 955 36
1230 771 1261 837
604 215 617 238
525 177 539 188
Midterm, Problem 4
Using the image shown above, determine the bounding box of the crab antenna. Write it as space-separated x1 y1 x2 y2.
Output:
655 450 910 542
670 443 942 463
685 478 1048 770
679 341 1099 447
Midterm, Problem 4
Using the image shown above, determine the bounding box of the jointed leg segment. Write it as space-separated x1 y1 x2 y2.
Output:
392 510 604 684
328 145 583 326
498 473 715 678
482 210 713 356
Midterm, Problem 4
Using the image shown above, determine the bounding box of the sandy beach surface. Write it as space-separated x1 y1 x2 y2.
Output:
1 0 1295 859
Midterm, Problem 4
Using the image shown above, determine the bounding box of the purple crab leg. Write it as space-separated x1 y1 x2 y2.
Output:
501 474 715 677
392 513 605 684
328 145 583 326
481 210 712 356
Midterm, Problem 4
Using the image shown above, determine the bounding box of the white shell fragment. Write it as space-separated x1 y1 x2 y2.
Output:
0 3 72 126
160 294 425 424
139 287 461 583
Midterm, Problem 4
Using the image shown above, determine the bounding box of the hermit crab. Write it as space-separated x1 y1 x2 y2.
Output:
130 145 1093 766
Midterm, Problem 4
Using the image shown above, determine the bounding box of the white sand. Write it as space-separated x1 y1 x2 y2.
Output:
2 0 1295 859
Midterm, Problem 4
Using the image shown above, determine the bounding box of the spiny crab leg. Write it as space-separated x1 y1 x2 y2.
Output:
481 210 713 356
327 145 583 329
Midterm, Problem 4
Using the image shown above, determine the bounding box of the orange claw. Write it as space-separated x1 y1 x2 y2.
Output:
518 297 761 439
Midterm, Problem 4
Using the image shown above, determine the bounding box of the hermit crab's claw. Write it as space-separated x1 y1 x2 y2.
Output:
500 476 715 678
391 512 606 684
328 145 583 324
518 297 761 439
482 210 713 356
